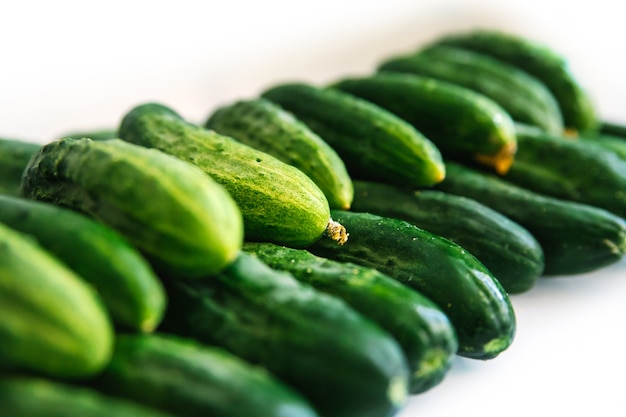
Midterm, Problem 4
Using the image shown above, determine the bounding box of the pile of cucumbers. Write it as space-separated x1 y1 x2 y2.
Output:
2 28 626 417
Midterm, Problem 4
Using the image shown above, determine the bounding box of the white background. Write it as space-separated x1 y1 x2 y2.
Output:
2 1 626 416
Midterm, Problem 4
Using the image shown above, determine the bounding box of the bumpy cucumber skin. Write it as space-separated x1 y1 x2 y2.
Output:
0 376 176 417
118 102 332 248
94 333 320 417
504 130 626 219
205 98 354 210
331 72 518 174
242 241 458 394
307 210 516 360
432 29 598 133
160 252 410 417
350 180 544 294
0 137 41 197
0 195 166 332
261 82 446 187
436 162 626 275
0 222 113 379
378 44 564 134
20 137 243 279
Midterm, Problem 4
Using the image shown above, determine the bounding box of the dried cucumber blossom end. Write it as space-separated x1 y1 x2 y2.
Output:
325 218 348 245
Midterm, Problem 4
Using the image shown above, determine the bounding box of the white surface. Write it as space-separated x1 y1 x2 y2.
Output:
2 1 626 416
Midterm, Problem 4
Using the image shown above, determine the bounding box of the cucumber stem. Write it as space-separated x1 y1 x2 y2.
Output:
325 218 349 245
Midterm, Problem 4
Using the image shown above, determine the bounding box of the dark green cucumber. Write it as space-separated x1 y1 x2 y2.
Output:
600 120 626 138
578 132 626 161
378 44 564 134
160 251 409 417
94 333 320 417
331 72 518 174
205 98 354 210
0 137 41 196
21 137 243 279
435 161 626 275
0 195 166 332
242 241 458 394
307 210 517 360
431 29 598 133
350 180 544 294
0 376 176 417
118 102 345 248
260 82 446 187
502 129 626 219
0 221 113 379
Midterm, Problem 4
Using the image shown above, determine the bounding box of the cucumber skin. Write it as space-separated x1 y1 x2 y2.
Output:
261 82 446 188
0 376 176 417
307 210 517 360
378 44 564 134
436 162 626 275
504 130 626 219
0 222 113 379
432 29 598 133
330 72 517 174
0 137 41 197
0 195 166 332
20 137 243 279
118 102 332 248
205 98 354 210
94 333 320 417
350 180 545 294
159 252 410 417
242 241 458 394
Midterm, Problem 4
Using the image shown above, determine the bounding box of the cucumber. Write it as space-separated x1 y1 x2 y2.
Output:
502 129 626 219
242 241 458 394
0 221 113 379
118 102 346 248
205 98 354 210
350 180 545 294
60 128 118 141
378 44 564 134
0 194 166 332
20 137 243 279
435 161 626 275
0 376 176 417
307 210 517 360
0 137 41 196
93 333 320 417
159 251 410 417
578 132 626 160
600 120 626 138
431 29 598 133
331 72 517 174
260 82 446 187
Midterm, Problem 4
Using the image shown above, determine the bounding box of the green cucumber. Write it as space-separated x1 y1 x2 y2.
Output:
0 137 41 196
20 137 243 279
118 102 346 248
0 376 176 417
502 129 626 219
378 44 564 134
350 180 544 294
205 98 354 210
307 210 517 360
432 29 598 133
0 195 166 332
260 82 446 187
435 161 626 275
578 132 626 161
242 241 458 394
0 221 113 379
160 251 410 417
600 120 626 137
60 128 118 141
94 333 320 417
331 72 517 174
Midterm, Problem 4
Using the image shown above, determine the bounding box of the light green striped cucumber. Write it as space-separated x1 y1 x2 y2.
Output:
0 222 113 379
261 82 446 187
378 44 564 134
205 98 354 210
118 102 346 247
0 195 166 332
21 137 243 279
